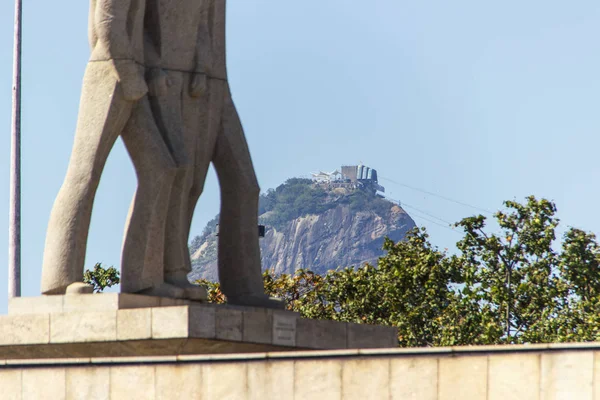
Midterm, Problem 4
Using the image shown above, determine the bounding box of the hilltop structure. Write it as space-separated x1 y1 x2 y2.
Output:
311 164 386 194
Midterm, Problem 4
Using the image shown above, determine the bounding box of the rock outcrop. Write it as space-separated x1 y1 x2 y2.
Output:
189 179 416 281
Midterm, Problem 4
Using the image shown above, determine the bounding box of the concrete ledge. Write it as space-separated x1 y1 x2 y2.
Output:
8 293 192 315
1 345 598 399
0 295 398 360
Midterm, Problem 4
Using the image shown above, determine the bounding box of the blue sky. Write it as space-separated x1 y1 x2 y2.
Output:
1 0 600 313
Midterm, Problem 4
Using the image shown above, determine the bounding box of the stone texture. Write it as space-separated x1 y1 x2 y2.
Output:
342 358 390 399
110 366 155 400
174 0 282 309
0 314 49 345
201 362 248 399
41 0 168 296
296 318 347 349
488 354 540 400
215 308 243 341
540 351 593 400
50 311 117 343
438 356 488 400
66 367 110 400
295 359 343 399
272 312 297 347
0 303 395 360
347 322 398 348
390 357 438 400
189 305 216 339
151 307 190 339
0 369 22 400
9 294 189 315
117 308 152 340
243 308 272 344
594 352 600 400
192 202 417 281
40 0 279 311
4 345 600 398
247 361 295 400
155 365 203 400
9 295 63 315
23 368 66 400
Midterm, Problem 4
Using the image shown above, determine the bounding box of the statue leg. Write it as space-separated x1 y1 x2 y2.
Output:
120 97 178 294
212 84 283 309
184 78 225 270
161 73 211 300
41 62 133 295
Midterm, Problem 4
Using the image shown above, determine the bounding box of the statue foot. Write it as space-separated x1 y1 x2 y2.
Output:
165 273 208 302
183 285 208 301
137 282 186 299
65 282 94 295
227 294 286 310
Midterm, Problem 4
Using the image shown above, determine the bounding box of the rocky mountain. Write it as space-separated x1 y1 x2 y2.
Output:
188 178 416 281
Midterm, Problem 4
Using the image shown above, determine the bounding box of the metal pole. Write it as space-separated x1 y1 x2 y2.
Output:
9 0 22 298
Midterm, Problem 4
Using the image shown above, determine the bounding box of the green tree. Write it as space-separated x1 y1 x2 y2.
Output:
199 228 456 347
453 197 561 344
83 263 120 293
198 196 600 347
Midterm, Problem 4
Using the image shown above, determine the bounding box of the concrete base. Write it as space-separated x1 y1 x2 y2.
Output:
0 294 397 360
1 344 599 399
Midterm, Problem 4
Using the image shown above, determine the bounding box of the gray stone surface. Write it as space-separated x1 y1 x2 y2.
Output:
439 356 488 400
5 344 600 399
347 322 398 348
155 365 203 400
40 0 281 309
0 314 50 346
9 293 190 315
272 312 298 347
110 366 155 400
295 359 343 399
0 296 397 360
296 318 347 349
488 354 540 400
390 357 438 400
0 369 22 400
51 311 117 343
3 346 600 399
540 352 593 400
66 367 110 400
23 368 66 400
247 361 295 400
201 363 248 399
41 0 176 298
342 358 390 399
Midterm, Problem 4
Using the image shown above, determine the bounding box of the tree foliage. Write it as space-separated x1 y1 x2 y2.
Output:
199 196 600 347
83 263 120 293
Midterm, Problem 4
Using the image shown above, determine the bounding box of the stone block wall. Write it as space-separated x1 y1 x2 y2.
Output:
1 344 599 399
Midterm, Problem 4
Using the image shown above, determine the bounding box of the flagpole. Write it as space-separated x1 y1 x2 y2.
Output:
9 0 22 299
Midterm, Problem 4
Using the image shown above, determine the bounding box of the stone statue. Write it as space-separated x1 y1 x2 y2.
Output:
41 0 282 308
41 0 177 296
142 0 282 308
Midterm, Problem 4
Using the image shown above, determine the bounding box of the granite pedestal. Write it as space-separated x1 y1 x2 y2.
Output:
0 294 398 361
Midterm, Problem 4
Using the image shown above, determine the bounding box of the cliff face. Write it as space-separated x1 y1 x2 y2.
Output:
189 179 416 281
258 203 414 276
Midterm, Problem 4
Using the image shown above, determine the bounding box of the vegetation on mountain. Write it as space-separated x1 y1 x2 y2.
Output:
258 178 334 229
189 178 395 254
